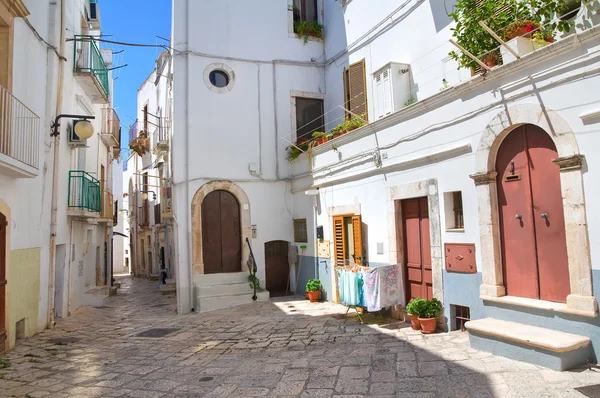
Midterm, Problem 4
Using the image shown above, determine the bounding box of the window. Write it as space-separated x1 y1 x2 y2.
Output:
444 191 464 231
293 0 318 25
332 215 363 266
343 59 368 121
451 304 471 331
209 70 229 88
294 219 308 243
295 97 324 140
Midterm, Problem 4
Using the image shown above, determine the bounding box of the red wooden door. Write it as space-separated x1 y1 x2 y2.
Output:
402 197 433 301
202 191 241 274
265 241 289 296
0 213 6 353
497 125 569 302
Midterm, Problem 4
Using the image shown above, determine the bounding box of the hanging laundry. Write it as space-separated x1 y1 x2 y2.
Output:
338 270 363 306
362 264 405 312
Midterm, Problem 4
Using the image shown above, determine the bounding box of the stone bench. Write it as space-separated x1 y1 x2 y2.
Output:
465 318 592 371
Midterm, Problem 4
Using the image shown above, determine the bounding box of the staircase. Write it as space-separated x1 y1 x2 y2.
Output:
195 272 270 313
82 286 109 307
160 278 177 295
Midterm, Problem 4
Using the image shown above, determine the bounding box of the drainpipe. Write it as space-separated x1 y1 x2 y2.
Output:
186 0 194 312
47 0 66 328
272 62 280 180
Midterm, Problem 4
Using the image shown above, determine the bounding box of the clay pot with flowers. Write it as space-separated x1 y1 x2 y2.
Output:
503 20 540 41
312 131 327 145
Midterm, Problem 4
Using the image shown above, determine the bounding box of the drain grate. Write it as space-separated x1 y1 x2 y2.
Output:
199 376 215 382
135 328 179 338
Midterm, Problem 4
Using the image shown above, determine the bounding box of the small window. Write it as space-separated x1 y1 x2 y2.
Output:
451 305 470 331
444 191 464 231
209 70 229 88
295 97 324 141
294 219 308 243
293 0 318 25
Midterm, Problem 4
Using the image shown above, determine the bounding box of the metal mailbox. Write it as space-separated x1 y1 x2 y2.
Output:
445 243 476 274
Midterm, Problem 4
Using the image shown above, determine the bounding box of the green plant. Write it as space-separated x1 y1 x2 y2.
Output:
247 274 265 292
326 133 333 141
305 279 321 292
294 20 324 44
312 131 326 139
503 20 540 40
404 97 417 107
331 115 367 137
420 298 443 319
405 298 426 316
0 357 10 370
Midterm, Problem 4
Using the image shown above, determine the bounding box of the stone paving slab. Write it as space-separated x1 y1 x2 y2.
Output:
0 276 599 397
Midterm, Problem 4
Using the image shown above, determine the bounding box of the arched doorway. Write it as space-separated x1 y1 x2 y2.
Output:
201 190 241 274
496 124 570 302
265 240 289 296
0 212 6 353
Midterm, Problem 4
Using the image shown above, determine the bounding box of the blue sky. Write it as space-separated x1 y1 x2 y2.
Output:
99 0 172 153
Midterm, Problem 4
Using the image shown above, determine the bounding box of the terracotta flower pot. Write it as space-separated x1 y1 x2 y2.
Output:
317 137 327 145
307 291 320 303
418 318 437 334
409 314 421 330
306 292 309 300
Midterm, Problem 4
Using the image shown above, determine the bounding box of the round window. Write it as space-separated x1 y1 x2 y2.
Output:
209 70 229 88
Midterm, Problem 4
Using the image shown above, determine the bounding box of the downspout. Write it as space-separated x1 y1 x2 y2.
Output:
48 0 66 327
256 63 262 176
272 62 279 179
186 0 194 311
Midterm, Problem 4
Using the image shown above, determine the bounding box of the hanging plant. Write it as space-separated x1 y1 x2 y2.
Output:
294 20 324 44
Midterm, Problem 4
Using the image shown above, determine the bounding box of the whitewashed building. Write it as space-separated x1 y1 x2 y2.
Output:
172 0 600 369
0 0 119 353
127 52 175 289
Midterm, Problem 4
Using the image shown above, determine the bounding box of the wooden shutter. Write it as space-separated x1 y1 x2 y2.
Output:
333 216 345 266
343 67 350 119
347 59 368 121
352 215 363 265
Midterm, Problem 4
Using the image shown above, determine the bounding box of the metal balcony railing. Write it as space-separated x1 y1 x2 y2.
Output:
73 35 110 98
0 84 40 169
68 171 101 212
101 108 120 147
128 120 139 144
101 189 114 219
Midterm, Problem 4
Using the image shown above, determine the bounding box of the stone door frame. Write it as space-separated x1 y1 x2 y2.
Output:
191 181 251 275
470 103 597 316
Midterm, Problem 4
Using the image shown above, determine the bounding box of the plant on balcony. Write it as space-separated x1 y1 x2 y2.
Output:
295 20 324 44
331 114 367 138
312 131 327 145
503 20 540 40
286 136 309 162
449 0 533 70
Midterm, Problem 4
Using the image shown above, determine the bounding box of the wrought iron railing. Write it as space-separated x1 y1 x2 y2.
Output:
101 189 114 219
68 171 101 212
128 120 138 144
0 84 40 169
246 237 258 301
101 108 120 147
73 35 110 98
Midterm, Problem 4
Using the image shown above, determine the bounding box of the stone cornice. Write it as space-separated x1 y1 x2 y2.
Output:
470 171 498 186
0 0 29 18
553 154 585 172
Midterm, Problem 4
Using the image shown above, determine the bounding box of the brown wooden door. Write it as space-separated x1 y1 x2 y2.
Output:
265 241 289 296
402 197 433 301
497 125 569 302
0 213 6 353
202 191 241 274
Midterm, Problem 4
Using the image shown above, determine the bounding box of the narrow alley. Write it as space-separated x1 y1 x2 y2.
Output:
0 277 597 397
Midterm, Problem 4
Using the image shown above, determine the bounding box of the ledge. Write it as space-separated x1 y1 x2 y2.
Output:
0 153 38 178
481 294 598 318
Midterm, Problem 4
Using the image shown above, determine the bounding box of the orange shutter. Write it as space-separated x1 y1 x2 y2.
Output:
347 59 368 121
333 216 345 266
352 215 363 265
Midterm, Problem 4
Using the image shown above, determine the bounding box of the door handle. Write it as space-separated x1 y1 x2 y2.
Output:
541 213 549 219
515 214 522 220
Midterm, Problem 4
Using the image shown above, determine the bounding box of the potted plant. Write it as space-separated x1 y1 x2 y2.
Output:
417 298 443 334
503 20 540 41
405 298 426 330
312 131 327 145
306 279 321 302
482 50 500 68
294 20 324 44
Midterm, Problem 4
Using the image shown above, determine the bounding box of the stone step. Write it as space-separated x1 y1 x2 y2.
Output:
197 291 270 313
198 281 253 298
465 318 592 371
85 286 109 297
82 293 109 308
197 272 248 286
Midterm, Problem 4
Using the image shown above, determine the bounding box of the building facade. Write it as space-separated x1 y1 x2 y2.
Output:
0 0 118 353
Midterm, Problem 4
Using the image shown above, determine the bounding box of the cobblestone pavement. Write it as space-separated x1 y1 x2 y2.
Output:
0 276 599 397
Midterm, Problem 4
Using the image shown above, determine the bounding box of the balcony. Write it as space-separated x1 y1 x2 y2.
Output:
100 108 120 148
100 189 114 221
128 121 150 156
68 171 101 215
73 35 110 104
0 84 40 178
152 124 169 153
138 205 149 228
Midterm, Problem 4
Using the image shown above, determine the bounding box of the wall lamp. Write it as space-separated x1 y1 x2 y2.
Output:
140 190 156 201
50 114 96 138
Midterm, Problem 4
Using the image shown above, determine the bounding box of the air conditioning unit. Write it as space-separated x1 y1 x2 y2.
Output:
87 1 101 29
68 121 88 148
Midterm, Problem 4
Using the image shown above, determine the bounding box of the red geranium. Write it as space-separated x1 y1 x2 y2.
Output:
525 24 534 32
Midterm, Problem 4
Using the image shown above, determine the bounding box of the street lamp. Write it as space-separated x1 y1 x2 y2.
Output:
50 114 96 137
140 190 156 201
